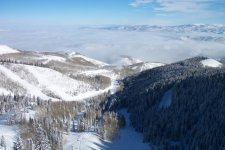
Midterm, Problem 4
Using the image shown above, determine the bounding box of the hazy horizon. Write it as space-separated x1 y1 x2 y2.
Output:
1 0 225 64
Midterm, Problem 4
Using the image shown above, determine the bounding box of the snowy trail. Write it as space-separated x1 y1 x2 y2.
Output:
73 74 119 101
63 110 150 150
103 109 150 150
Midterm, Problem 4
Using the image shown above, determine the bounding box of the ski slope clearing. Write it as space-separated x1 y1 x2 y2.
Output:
63 132 106 150
0 64 49 99
63 109 149 150
0 113 19 150
0 63 119 101
0 45 19 55
201 58 223 68
69 52 109 67
24 65 93 100
104 109 149 150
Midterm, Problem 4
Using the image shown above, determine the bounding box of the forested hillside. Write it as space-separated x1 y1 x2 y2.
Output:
112 57 225 149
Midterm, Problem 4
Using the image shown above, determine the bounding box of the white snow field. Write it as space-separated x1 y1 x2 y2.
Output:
0 45 19 55
0 113 19 150
0 64 49 100
0 63 119 101
201 58 223 68
24 64 92 100
63 109 149 150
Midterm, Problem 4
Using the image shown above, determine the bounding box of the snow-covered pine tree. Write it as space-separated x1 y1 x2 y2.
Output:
34 124 51 150
0 135 6 149
13 136 23 150
26 138 34 150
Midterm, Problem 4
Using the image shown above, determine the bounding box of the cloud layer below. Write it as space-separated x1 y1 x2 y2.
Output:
0 26 225 64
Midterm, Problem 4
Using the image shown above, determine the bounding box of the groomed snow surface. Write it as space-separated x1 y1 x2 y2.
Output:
63 109 149 150
201 58 223 68
0 45 19 55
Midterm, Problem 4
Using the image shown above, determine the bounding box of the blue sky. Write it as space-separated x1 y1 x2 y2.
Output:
0 0 225 25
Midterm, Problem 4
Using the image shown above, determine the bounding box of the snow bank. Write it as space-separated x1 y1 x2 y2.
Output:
0 45 19 55
201 59 223 68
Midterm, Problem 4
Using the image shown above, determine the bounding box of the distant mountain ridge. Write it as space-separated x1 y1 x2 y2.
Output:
98 24 225 34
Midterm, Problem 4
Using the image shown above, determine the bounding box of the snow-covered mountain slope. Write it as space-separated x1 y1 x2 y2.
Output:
68 52 109 67
39 55 66 64
0 45 165 101
0 63 117 101
114 56 225 148
0 45 123 101
0 45 19 55
201 58 223 68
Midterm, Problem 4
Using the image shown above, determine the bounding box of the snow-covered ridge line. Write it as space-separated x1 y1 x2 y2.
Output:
201 58 223 68
140 62 165 71
69 52 109 67
98 24 225 34
0 45 20 55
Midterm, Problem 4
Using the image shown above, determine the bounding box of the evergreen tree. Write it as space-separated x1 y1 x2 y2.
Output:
34 124 51 150
13 137 23 150
0 135 6 149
